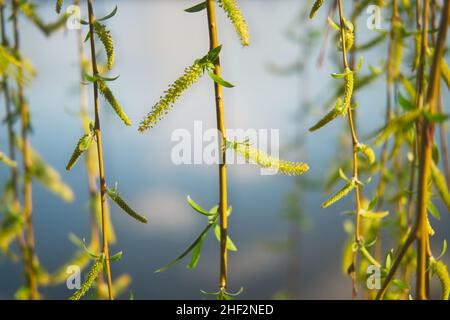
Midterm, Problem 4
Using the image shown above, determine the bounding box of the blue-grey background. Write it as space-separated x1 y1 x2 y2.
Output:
0 0 449 299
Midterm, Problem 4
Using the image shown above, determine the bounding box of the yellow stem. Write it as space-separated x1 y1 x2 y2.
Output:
87 0 114 300
206 0 229 291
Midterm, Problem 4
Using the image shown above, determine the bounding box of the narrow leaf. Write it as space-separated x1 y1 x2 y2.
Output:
185 1 207 13
155 223 214 273
213 223 237 251
208 71 234 88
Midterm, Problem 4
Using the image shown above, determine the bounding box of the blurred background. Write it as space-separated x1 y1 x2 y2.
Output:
0 0 449 299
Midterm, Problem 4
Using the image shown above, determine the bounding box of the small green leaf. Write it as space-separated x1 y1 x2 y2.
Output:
206 45 222 63
207 71 234 88
398 92 415 111
428 200 441 220
367 197 378 211
156 222 214 273
213 223 237 251
187 232 207 270
98 5 118 22
437 240 447 261
424 111 449 123
185 1 207 13
110 251 123 262
187 195 215 216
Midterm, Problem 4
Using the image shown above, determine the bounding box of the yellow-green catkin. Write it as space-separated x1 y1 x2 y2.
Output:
94 22 114 70
309 99 342 132
218 0 250 46
345 29 354 51
69 257 103 300
375 108 422 145
66 133 95 171
321 180 356 208
342 69 354 113
139 61 204 132
0 151 17 168
309 0 325 19
55 0 63 13
229 141 309 176
357 143 375 164
16 138 74 202
107 189 148 224
431 162 450 211
47 250 91 285
431 260 450 300
98 80 131 126
441 58 450 90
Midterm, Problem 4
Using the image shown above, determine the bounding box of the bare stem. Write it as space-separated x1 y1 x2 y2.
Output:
206 0 229 292
87 0 114 300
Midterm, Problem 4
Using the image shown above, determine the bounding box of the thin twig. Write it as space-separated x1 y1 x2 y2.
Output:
206 0 229 292
86 0 114 300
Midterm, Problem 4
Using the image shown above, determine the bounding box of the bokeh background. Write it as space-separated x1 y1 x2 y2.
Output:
0 0 449 299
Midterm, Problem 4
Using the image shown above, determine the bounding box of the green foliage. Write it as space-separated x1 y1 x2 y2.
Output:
185 1 207 13
69 255 104 300
156 197 235 272
218 0 250 46
228 140 309 175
